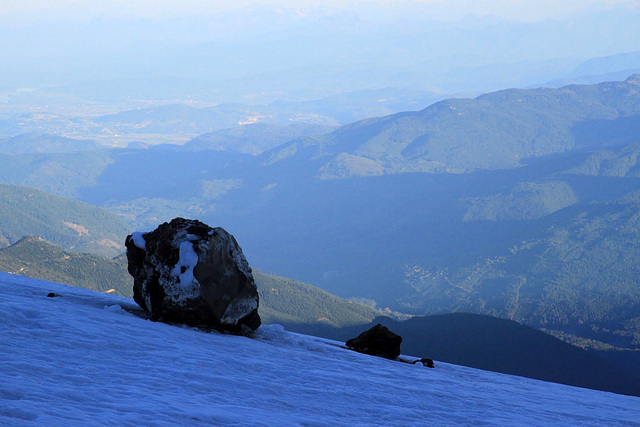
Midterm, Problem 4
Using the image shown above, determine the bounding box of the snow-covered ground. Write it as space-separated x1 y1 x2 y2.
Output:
1 272 638 426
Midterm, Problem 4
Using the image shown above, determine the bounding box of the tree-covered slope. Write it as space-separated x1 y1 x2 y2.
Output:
0 150 113 198
0 133 99 153
183 123 335 155
400 169 640 349
0 184 131 257
263 74 640 177
0 236 131 296
254 270 384 328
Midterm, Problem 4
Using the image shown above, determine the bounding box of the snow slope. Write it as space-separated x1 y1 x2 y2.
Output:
1 272 638 426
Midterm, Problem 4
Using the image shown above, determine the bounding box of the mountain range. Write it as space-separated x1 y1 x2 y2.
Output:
262 74 640 177
1 76 640 361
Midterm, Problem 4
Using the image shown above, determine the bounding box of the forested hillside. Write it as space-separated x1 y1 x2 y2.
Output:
0 184 130 257
263 74 640 177
0 236 130 296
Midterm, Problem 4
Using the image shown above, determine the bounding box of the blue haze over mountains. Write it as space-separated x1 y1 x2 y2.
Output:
2 74 640 353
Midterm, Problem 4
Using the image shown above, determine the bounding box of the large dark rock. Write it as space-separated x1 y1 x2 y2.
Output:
345 324 402 360
125 217 260 333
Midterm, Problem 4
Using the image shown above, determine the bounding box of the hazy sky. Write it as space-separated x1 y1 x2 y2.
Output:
1 0 636 21
1 0 639 101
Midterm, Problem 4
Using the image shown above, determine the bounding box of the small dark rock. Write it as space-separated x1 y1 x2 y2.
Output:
346 324 402 360
47 292 59 298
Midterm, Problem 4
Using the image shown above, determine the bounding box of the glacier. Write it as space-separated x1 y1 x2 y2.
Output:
0 271 638 426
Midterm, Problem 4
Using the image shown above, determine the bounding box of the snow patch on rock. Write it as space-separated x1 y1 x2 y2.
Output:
130 232 147 251
171 241 199 286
